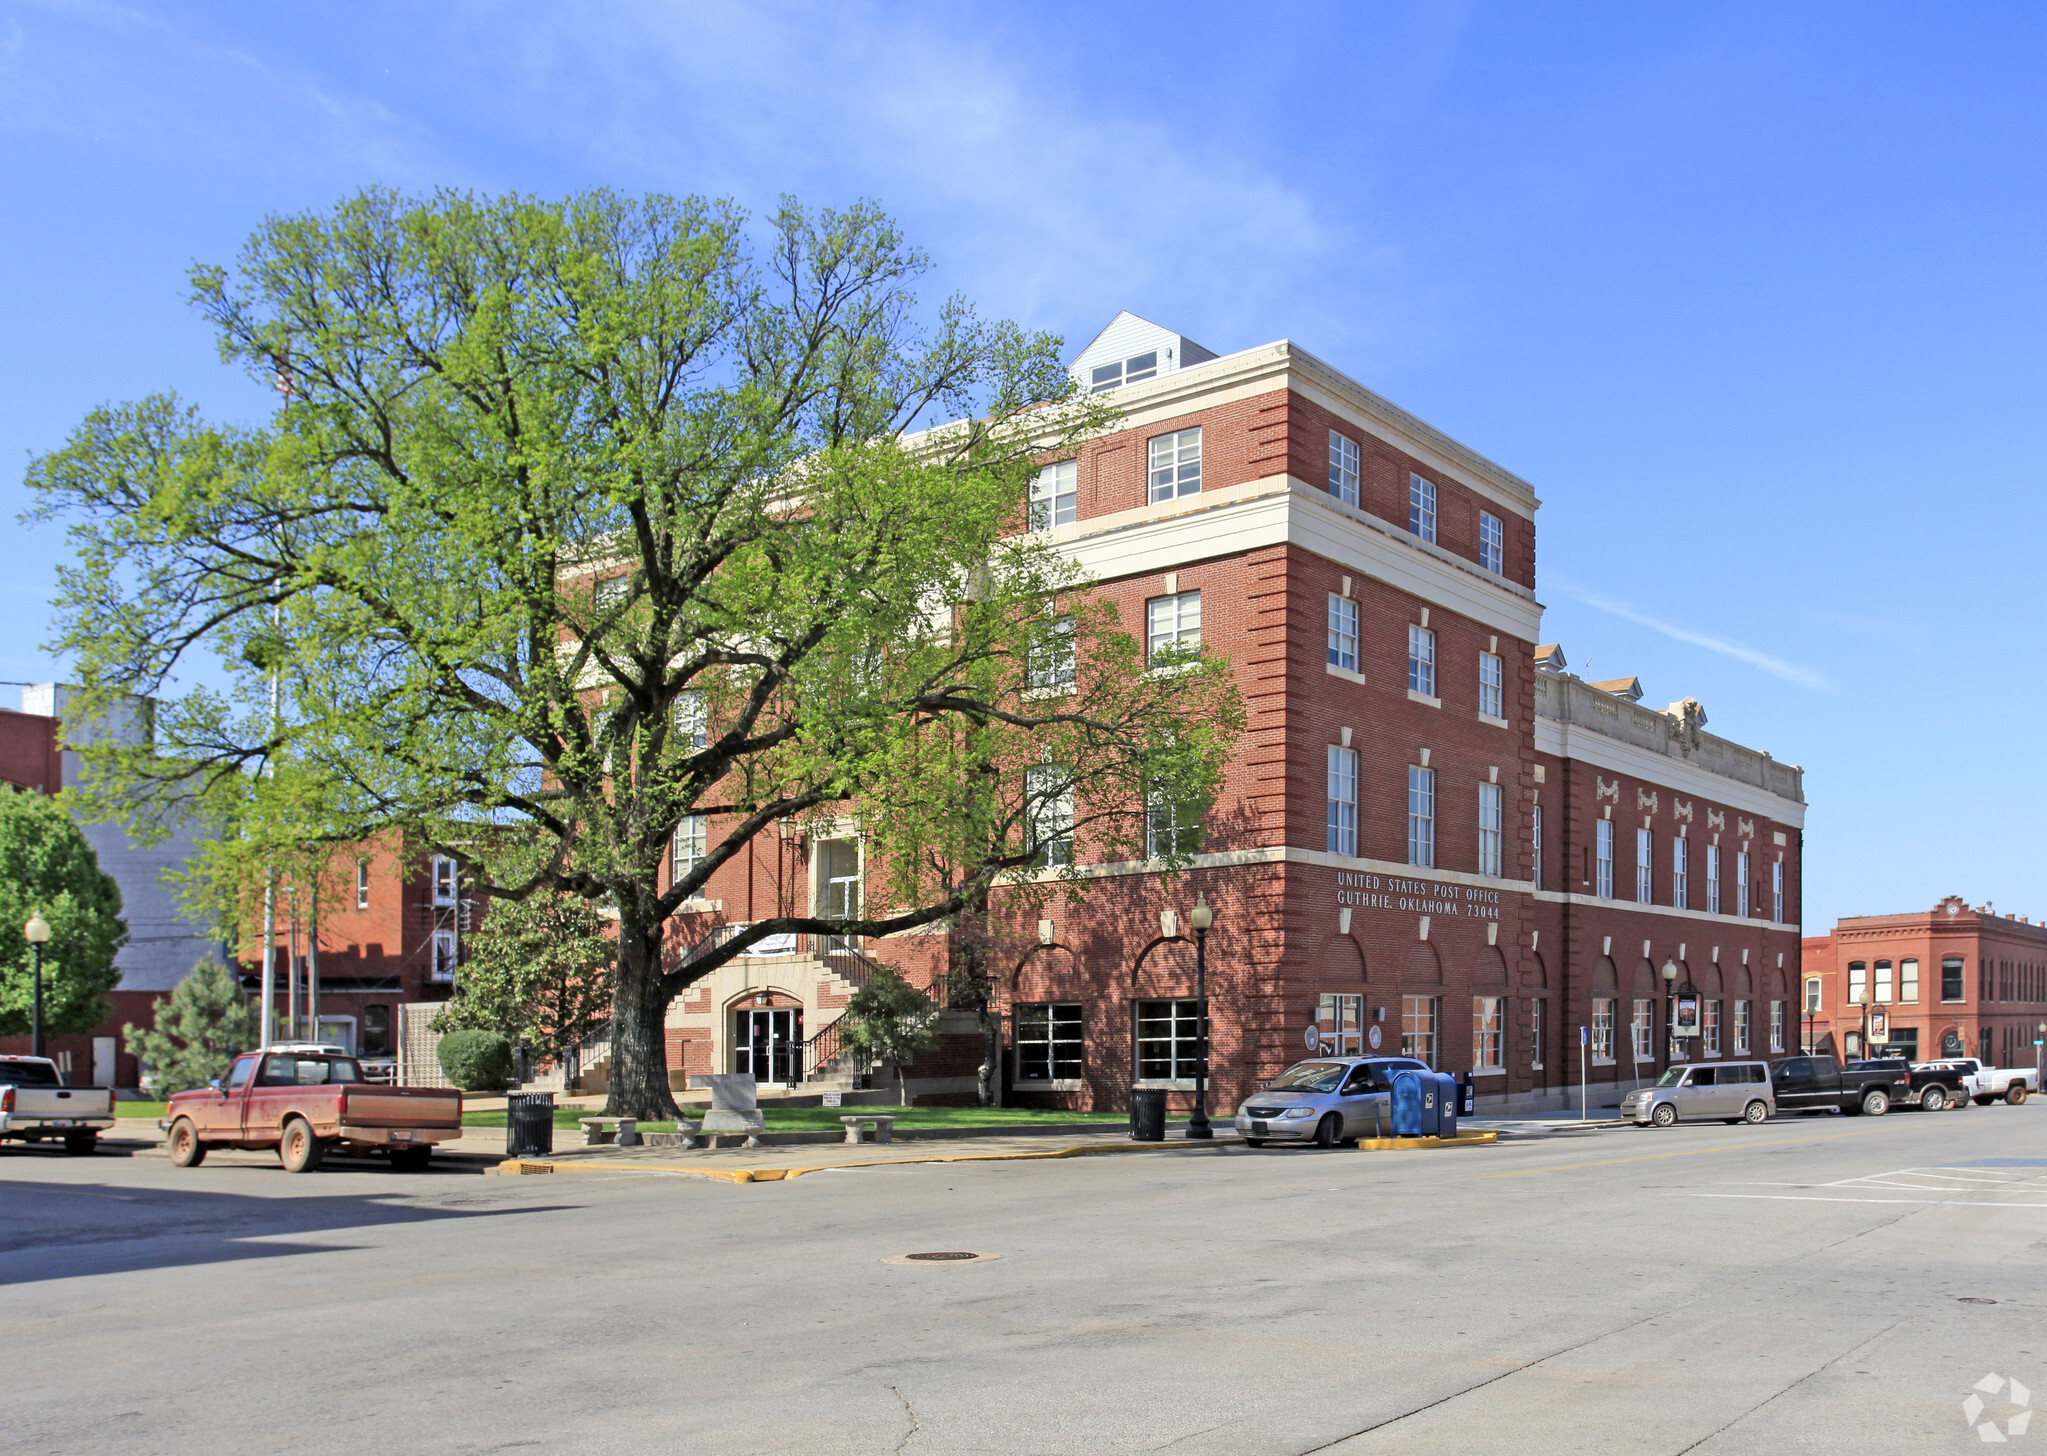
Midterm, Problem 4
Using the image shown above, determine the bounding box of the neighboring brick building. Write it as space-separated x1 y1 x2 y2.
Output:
652 311 1808 1113
1801 897 2047 1068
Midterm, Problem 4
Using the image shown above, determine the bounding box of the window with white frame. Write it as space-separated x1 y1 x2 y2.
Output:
1477 782 1503 878
593 574 631 611
1631 999 1654 1062
1478 651 1503 718
1530 997 1544 1069
432 855 459 907
1672 837 1689 910
1900 958 1920 1003
675 689 709 750
355 858 369 910
1407 624 1436 696
1635 828 1653 904
431 929 458 983
1734 999 1751 1054
1531 804 1543 889
1479 511 1504 574
1091 351 1160 393
1146 591 1202 664
1147 428 1202 503
1472 997 1504 1072
1736 851 1750 918
1402 994 1440 1064
1592 998 1616 1063
1772 860 1784 922
1315 993 1365 1056
1875 959 1894 1003
1328 431 1360 506
1804 976 1823 1014
672 815 708 883
1028 614 1077 690
1327 595 1359 671
1145 785 1202 859
1705 843 1721 915
1029 460 1078 531
1595 819 1614 898
1136 999 1205 1079
1847 961 1867 1003
1016 1003 1083 1082
1025 764 1074 868
1327 745 1358 856
1770 1000 1785 1052
1408 474 1437 542
1704 1000 1722 1058
1407 765 1436 868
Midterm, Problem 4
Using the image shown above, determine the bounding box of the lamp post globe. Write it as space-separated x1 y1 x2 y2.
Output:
23 912 51 1061
1187 895 1215 1139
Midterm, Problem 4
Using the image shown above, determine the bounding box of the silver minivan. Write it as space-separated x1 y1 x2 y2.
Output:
1622 1061 1775 1127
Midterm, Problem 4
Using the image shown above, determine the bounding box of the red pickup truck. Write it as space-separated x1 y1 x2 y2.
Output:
161 1049 462 1172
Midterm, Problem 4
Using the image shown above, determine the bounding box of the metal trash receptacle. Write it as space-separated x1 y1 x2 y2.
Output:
507 1091 554 1157
1435 1072 1459 1139
1130 1088 1167 1142
1457 1074 1475 1118
1392 1069 1434 1137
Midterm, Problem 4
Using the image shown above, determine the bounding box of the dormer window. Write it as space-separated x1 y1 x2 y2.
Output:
1090 351 1160 393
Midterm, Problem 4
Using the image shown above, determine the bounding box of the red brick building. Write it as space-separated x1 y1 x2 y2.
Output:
652 312 1808 1113
1801 897 2047 1068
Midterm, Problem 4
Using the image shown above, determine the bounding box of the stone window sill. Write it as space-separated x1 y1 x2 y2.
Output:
1478 712 1510 729
1326 664 1368 687
1132 1079 1198 1090
1015 1078 1085 1092
1407 689 1442 708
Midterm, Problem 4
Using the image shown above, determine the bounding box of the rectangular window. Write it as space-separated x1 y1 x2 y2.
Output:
1804 976 1822 1014
432 855 458 907
355 858 369 911
1942 957 1965 1002
1531 805 1543 890
1596 820 1614 899
1407 765 1436 868
1592 998 1616 1063
1772 861 1784 922
1091 350 1160 393
1136 999 1205 1080
1672 838 1689 910
1027 614 1077 690
1327 595 1360 672
1736 852 1751 919
1407 624 1436 696
1479 511 1505 574
1328 431 1360 506
1147 428 1202 503
1734 999 1751 1054
1874 959 1894 1003
1631 999 1654 1063
1326 745 1360 856
1770 1000 1785 1053
672 815 708 882
1145 787 1202 859
1316 993 1365 1056
675 689 709 750
1477 782 1503 878
1704 1000 1722 1058
1847 961 1867 1003
1408 474 1437 542
1530 998 1544 1069
1705 844 1721 915
1401 994 1440 1065
1635 829 1653 904
1900 958 1919 1004
1478 651 1503 719
1146 591 1202 664
1015 1003 1083 1082
1029 460 1078 531
431 928 458 983
1025 764 1073 868
1472 997 1504 1072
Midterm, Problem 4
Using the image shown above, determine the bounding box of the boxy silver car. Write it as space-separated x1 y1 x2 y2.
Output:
1621 1061 1775 1127
1233 1056 1430 1147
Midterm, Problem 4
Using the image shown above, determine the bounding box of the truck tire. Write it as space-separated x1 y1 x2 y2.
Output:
1976 1095 1997 1106
2009 1085 2030 1107
278 1118 326 1173
167 1118 206 1167
388 1146 431 1173
1651 1102 1678 1128
1243 1138 1266 1148
1743 1100 1769 1124
1861 1088 1890 1117
1920 1086 1948 1112
63 1132 98 1156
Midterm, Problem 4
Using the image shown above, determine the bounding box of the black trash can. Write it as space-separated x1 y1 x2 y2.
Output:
1130 1088 1167 1142
507 1091 555 1158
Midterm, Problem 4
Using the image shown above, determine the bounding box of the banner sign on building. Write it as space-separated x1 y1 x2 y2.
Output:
1673 993 1701 1038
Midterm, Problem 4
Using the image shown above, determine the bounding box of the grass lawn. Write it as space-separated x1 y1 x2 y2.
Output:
460 1104 1130 1133
113 1102 169 1121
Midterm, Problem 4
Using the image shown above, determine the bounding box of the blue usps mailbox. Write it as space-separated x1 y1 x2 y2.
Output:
1391 1068 1436 1137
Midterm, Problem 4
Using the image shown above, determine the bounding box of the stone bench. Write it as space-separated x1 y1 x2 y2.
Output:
579 1117 640 1148
841 1114 897 1145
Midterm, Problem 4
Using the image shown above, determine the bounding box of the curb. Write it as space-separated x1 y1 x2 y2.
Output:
486 1133 1242 1183
1352 1130 1499 1151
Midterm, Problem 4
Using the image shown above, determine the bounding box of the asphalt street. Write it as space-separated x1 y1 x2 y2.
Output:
4 1105 2044 1456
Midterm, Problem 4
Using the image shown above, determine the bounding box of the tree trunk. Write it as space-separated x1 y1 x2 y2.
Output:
898 1066 908 1106
977 1013 999 1107
606 912 680 1121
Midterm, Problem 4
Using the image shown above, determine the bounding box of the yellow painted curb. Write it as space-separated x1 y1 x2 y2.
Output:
487 1136 1235 1184
1352 1130 1499 1151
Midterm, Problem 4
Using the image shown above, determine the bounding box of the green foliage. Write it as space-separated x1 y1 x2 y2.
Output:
124 958 257 1095
26 187 1243 1120
434 883 611 1063
0 787 127 1037
437 1028 514 1092
840 966 941 1106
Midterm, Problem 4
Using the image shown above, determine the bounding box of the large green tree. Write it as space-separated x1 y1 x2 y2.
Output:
0 786 127 1037
124 958 257 1095
27 188 1241 1119
433 883 611 1075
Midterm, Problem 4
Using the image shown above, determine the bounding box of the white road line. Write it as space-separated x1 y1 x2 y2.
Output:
1696 1193 2047 1208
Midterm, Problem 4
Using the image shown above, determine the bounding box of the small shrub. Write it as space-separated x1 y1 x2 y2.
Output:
438 1029 514 1091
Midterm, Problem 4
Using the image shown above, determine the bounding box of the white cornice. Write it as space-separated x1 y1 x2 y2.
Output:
1533 717 1807 825
1530 889 1797 934
1006 843 1534 896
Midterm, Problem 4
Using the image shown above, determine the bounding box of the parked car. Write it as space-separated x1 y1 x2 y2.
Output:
1914 1058 2035 1106
161 1048 462 1172
1768 1055 1907 1116
1233 1056 1431 1147
1622 1061 1775 1127
1846 1057 1967 1111
0 1056 114 1155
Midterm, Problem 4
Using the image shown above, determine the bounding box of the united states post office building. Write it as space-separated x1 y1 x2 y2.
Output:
661 312 1808 1116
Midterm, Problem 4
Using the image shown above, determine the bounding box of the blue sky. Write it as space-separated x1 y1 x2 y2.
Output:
3 1 2043 929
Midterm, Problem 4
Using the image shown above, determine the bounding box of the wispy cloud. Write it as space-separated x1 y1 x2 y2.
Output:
1546 572 1831 692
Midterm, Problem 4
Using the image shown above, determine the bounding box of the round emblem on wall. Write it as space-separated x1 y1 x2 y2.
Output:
1304 1026 1320 1050
1368 1025 1383 1050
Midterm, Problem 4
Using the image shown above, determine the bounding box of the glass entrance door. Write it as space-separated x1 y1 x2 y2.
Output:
734 1007 803 1085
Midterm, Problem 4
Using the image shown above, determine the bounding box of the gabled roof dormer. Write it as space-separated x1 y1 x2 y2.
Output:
1070 311 1218 394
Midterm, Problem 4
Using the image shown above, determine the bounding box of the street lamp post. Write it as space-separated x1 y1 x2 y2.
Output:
1660 958 1679 1074
23 912 51 1060
2036 1022 2045 1092
1186 895 1214 1140
1857 991 1872 1061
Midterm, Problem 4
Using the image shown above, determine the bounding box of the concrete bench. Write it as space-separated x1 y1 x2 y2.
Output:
579 1116 640 1148
841 1114 897 1145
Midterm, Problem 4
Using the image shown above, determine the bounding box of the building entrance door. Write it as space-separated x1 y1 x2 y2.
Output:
734 1007 803 1085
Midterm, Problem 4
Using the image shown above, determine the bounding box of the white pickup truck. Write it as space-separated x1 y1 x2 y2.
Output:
0 1056 114 1154
1918 1058 2036 1107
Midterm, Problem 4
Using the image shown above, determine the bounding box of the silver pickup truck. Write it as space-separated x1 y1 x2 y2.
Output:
0 1056 114 1154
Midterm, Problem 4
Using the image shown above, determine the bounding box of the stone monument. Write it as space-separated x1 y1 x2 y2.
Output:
692 1073 766 1147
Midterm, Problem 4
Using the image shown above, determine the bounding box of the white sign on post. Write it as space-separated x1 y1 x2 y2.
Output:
822 1091 842 1107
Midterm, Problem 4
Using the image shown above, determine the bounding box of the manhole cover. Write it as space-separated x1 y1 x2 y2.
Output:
882 1250 1001 1266
1960 1297 1999 1305
908 1252 979 1261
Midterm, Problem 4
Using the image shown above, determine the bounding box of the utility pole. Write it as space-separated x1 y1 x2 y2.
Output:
307 882 320 1046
